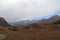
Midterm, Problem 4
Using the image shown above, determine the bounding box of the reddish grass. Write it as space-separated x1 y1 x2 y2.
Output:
0 25 60 40
3 29 60 40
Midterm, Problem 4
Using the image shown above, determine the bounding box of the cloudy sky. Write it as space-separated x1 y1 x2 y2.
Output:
0 0 60 22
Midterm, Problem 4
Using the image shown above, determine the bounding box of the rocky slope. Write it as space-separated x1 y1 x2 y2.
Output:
0 17 11 27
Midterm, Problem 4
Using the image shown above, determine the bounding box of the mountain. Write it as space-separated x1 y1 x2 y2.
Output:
9 15 60 27
0 17 11 27
36 15 60 24
0 17 18 31
9 20 37 26
24 15 60 29
9 16 41 26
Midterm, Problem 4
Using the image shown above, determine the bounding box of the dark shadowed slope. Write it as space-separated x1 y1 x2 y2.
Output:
0 17 11 27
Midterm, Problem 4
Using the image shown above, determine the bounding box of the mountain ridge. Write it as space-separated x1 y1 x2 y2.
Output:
9 15 60 26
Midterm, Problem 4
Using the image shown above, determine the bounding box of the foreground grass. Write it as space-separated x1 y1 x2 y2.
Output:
0 25 60 40
4 29 60 40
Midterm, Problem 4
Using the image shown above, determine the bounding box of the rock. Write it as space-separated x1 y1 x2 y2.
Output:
0 34 7 40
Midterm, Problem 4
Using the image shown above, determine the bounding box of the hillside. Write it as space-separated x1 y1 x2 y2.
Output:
0 23 60 40
0 17 17 32
0 16 60 40
0 17 11 27
36 15 60 24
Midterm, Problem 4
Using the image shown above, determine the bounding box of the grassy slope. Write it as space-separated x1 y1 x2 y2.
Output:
0 24 60 40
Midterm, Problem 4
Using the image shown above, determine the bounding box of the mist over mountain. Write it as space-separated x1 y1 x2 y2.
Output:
9 15 60 26
9 20 37 26
0 0 60 22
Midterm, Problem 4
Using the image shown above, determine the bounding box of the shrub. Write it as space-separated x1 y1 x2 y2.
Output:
8 27 18 31
32 23 37 28
53 24 60 30
23 26 30 29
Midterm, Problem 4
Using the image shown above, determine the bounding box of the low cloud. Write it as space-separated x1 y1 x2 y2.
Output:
0 0 60 22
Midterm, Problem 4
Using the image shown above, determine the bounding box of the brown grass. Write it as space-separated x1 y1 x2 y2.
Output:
0 24 60 40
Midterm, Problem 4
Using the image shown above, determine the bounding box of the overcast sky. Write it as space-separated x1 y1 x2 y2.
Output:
0 0 60 22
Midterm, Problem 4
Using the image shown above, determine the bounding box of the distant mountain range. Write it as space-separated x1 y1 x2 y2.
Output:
9 20 37 26
9 15 60 26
